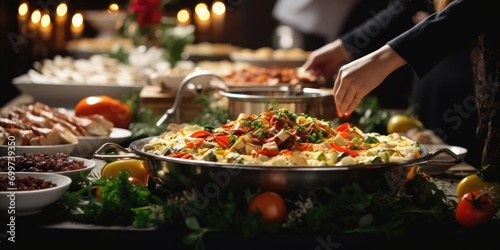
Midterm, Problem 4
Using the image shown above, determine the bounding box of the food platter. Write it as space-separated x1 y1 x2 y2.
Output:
100 139 460 194
137 98 462 194
13 75 143 109
74 128 132 158
229 48 310 68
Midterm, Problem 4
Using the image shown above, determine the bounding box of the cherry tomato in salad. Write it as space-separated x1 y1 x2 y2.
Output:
455 191 496 228
248 191 287 223
215 135 230 149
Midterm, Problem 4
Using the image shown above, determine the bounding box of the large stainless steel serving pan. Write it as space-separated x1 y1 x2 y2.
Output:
94 140 462 194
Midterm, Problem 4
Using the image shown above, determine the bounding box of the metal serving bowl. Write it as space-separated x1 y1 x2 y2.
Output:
94 141 461 194
219 86 334 120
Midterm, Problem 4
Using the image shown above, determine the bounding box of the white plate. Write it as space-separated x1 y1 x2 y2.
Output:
0 172 72 215
73 128 132 158
13 75 143 109
0 142 78 156
420 144 468 175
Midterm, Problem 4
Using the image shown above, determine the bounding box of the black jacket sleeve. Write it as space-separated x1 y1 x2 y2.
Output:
388 0 499 78
340 0 430 59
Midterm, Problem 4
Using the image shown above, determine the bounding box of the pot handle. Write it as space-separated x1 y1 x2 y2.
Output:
93 142 144 162
155 70 228 127
399 147 462 168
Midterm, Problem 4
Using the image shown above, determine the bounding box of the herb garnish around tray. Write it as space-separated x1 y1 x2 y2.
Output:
58 169 457 250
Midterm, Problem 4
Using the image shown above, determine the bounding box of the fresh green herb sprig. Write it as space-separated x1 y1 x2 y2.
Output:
61 170 177 227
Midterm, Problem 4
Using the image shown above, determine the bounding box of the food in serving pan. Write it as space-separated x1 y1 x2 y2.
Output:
231 47 310 61
0 102 113 146
142 108 421 167
219 66 323 87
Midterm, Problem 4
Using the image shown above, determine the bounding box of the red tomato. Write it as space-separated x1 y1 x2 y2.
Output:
455 191 496 228
75 95 132 129
248 191 287 223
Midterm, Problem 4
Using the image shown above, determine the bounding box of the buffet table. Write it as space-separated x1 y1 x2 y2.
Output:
3 159 494 249
1 86 495 250
7 183 497 250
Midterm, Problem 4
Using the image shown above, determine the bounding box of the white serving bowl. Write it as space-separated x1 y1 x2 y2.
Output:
0 172 72 215
0 155 95 183
0 142 78 156
52 157 96 183
83 10 127 38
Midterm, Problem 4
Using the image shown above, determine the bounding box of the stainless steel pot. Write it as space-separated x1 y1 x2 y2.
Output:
155 70 336 125
219 86 334 120
94 141 462 194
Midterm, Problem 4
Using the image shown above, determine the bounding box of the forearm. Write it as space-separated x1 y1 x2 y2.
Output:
375 45 407 78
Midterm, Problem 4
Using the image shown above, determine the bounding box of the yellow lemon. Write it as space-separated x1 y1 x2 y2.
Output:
101 159 149 185
386 114 424 134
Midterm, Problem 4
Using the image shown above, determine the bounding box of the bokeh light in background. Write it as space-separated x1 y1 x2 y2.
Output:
212 1 225 16
56 3 67 18
177 8 191 25
195 3 210 21
18 2 29 19
30 9 41 26
108 2 120 15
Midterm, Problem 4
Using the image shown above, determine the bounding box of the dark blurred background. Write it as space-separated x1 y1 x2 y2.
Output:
1 0 411 110
1 0 280 107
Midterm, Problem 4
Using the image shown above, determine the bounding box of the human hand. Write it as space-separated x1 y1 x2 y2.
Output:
333 45 407 116
301 39 352 85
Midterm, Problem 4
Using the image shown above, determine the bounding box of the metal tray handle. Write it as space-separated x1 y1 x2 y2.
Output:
155 70 228 127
